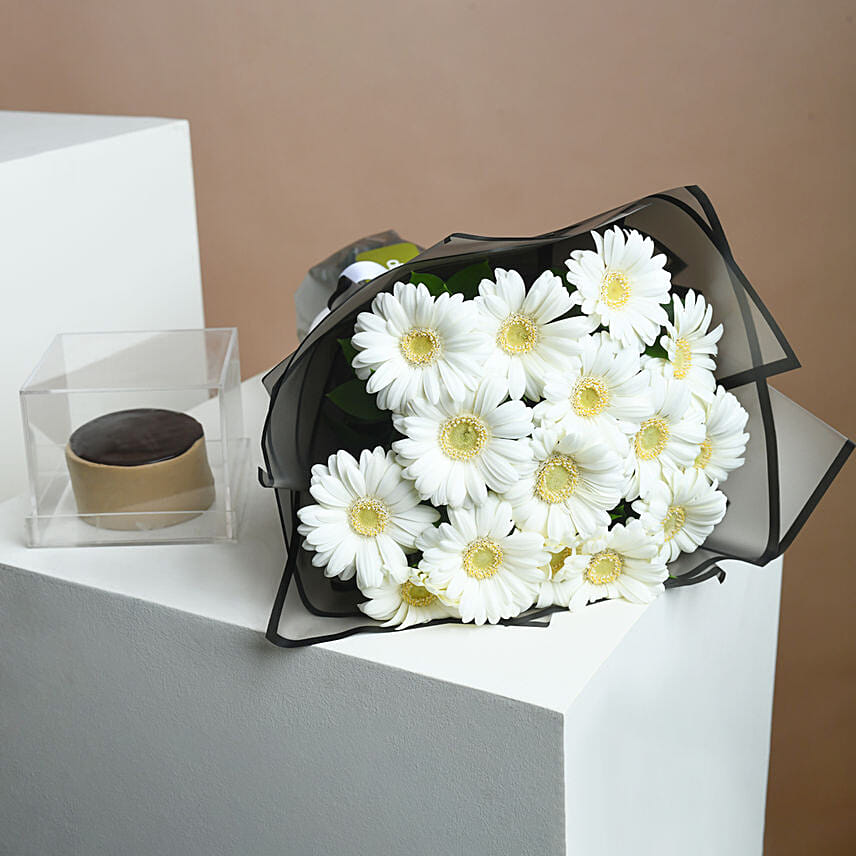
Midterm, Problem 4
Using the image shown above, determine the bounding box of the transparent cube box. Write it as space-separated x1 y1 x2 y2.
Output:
20 329 247 547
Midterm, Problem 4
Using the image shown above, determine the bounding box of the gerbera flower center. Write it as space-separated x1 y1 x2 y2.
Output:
400 580 437 608
439 415 489 460
497 313 539 354
695 438 713 469
549 547 574 577
400 327 441 366
348 497 390 537
601 271 631 309
572 376 609 417
535 454 580 503
663 505 686 541
584 549 623 585
635 417 670 460
463 537 504 580
672 337 692 379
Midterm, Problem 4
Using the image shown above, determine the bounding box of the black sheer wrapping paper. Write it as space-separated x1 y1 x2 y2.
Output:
260 186 853 647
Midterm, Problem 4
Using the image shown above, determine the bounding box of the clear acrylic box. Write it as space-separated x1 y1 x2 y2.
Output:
20 329 248 547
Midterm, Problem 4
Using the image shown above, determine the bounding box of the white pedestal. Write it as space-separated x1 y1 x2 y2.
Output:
0 378 782 856
1 111 205 500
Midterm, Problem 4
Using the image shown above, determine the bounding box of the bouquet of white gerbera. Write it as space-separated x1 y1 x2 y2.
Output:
261 188 852 647
294 226 745 628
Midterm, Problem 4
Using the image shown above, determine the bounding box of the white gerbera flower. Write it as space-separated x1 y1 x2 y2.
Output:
534 333 651 453
645 291 722 403
474 268 594 400
633 468 727 563
392 377 533 508
565 226 671 348
503 422 625 543
535 544 578 608
625 375 705 498
351 281 488 410
558 520 668 611
695 386 750 483
418 494 548 625
359 569 458 628
297 447 439 590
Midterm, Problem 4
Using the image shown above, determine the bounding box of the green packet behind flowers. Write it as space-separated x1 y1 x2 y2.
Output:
356 242 420 270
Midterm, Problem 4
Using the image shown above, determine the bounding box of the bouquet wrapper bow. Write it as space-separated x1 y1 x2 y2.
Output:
260 186 852 648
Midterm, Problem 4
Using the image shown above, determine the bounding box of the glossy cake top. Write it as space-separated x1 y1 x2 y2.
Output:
69 408 204 467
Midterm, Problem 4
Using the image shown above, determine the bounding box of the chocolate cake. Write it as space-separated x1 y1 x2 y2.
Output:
65 408 215 530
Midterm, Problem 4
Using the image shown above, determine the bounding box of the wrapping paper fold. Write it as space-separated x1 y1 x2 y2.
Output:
260 186 852 647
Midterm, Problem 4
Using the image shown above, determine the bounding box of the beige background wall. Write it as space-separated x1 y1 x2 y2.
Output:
2 0 854 850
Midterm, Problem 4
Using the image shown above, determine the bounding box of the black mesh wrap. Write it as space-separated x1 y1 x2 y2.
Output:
260 186 852 647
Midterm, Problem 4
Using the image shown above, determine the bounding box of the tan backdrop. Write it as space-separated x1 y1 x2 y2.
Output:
2 0 854 850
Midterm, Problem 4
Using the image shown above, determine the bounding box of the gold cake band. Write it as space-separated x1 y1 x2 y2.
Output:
65 437 215 531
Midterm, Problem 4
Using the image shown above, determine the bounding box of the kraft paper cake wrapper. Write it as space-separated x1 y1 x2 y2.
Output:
259 186 853 647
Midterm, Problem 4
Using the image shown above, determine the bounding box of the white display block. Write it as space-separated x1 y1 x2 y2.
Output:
1 111 205 501
0 377 782 856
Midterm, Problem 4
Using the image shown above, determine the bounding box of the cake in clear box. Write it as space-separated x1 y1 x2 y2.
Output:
20 329 247 546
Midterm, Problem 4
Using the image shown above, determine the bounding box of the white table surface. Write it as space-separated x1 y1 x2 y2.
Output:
1 373 783 856
0 111 173 163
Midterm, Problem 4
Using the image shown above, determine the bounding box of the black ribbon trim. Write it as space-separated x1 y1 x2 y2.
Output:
665 561 727 589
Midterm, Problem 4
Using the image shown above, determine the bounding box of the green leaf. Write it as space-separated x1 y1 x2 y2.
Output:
609 501 635 522
445 260 493 299
557 270 586 306
337 337 357 365
326 378 385 421
410 272 448 297
644 341 668 360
